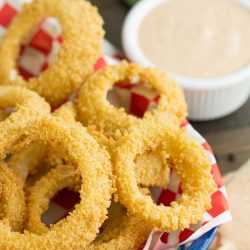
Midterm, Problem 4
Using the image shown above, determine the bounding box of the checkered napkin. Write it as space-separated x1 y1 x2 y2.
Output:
0 1 231 249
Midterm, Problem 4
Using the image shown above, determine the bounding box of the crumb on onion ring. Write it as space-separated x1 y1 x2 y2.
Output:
0 162 25 232
0 86 50 155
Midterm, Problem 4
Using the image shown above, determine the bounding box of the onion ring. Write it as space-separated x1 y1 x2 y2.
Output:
25 163 150 250
7 101 76 183
0 86 50 126
113 118 216 232
77 61 187 138
0 86 50 154
0 0 104 107
0 116 113 249
26 164 80 234
0 162 25 232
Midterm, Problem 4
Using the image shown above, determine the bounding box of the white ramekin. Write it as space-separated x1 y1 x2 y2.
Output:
122 0 250 121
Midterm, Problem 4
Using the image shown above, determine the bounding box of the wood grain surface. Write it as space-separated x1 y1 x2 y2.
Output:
91 0 250 174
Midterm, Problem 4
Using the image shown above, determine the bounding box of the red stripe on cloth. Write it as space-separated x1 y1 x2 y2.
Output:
18 66 34 80
178 185 183 194
211 163 224 188
202 142 213 153
29 29 53 55
0 3 17 28
160 232 169 244
153 95 160 103
57 36 63 43
41 62 49 72
157 189 177 206
93 57 107 71
180 120 189 128
114 53 127 61
52 189 80 210
179 229 195 242
129 92 150 118
207 190 228 218
115 82 134 90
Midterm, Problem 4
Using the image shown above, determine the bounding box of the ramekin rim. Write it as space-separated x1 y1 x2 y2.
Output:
122 0 250 90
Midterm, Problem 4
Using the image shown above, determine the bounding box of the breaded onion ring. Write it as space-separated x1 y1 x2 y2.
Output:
25 163 150 250
89 215 150 250
26 164 80 234
77 61 187 138
7 102 76 183
0 162 25 232
0 0 104 107
113 118 216 232
0 86 50 153
0 86 50 125
0 116 113 249
0 86 50 162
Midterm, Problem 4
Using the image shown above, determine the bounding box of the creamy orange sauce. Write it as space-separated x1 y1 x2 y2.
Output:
139 0 250 78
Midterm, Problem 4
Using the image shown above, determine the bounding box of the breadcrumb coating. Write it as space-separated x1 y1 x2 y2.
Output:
0 162 25 232
25 164 150 250
0 116 113 249
77 61 187 138
135 150 170 188
0 86 50 159
0 0 104 107
26 164 81 234
8 144 47 183
113 118 216 232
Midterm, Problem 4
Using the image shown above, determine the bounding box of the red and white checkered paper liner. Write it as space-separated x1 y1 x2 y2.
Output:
0 1 231 249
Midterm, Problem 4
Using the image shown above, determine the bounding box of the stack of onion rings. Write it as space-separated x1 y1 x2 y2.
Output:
0 0 216 248
0 116 113 249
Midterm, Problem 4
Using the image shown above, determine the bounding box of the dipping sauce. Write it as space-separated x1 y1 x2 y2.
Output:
139 0 250 78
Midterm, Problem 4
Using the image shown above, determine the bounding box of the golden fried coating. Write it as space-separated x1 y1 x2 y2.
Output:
0 108 11 121
0 116 113 249
0 0 104 107
77 61 187 138
26 164 80 234
8 144 46 183
0 86 50 127
89 215 150 250
135 150 170 188
114 118 216 232
0 162 25 232
53 101 77 123
26 163 150 250
0 86 50 157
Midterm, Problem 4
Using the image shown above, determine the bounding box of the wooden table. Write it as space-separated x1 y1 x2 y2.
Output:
91 0 250 175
